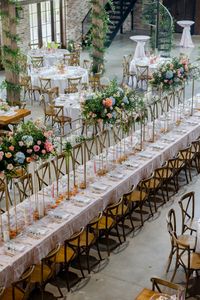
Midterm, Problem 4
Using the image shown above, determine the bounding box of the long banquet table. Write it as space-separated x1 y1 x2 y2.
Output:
1 111 200 287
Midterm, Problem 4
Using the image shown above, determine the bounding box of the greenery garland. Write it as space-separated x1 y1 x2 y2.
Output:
0 0 23 99
89 0 113 74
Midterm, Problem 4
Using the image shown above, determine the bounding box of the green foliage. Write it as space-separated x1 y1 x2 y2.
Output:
81 80 145 125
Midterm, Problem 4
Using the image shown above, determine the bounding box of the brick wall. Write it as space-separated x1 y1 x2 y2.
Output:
16 4 30 52
65 0 90 42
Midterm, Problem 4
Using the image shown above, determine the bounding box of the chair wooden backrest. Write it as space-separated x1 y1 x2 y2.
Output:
35 161 51 190
167 156 183 170
122 54 133 77
39 77 51 91
104 198 124 227
88 212 103 241
154 166 172 180
136 65 149 80
151 277 185 296
12 265 35 300
20 76 31 88
82 59 91 70
89 72 101 91
72 142 84 166
41 244 61 284
65 77 82 94
178 191 195 234
178 145 192 162
31 56 44 68
191 138 200 154
14 173 33 202
52 105 65 123
52 153 67 181
40 95 54 115
166 208 177 237
65 227 84 259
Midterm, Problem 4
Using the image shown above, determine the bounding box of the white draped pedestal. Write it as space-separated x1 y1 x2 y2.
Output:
177 20 195 48
130 35 150 59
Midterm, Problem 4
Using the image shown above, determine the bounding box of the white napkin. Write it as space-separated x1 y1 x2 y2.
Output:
73 195 91 204
138 151 154 158
90 182 108 191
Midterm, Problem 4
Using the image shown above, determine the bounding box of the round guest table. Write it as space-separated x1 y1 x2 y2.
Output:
130 35 150 59
177 20 195 48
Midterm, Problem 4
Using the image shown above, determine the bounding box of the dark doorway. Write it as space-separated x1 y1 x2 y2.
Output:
163 0 196 34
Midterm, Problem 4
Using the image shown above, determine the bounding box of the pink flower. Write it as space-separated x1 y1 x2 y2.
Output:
0 151 4 161
102 100 106 106
7 164 14 170
9 146 14 151
8 132 13 137
37 140 42 145
44 141 54 152
33 145 40 152
184 65 188 72
27 149 32 154
107 113 112 119
19 141 24 147
41 149 46 154
44 130 53 138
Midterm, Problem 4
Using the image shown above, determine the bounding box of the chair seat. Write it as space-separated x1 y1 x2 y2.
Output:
31 85 41 91
147 178 161 189
177 234 196 249
55 245 75 263
55 116 72 124
70 231 95 247
30 264 51 283
1 287 24 300
98 215 114 230
127 189 147 202
182 252 200 270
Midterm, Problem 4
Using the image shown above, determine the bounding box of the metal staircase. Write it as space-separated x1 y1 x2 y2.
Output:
143 0 174 56
82 0 138 48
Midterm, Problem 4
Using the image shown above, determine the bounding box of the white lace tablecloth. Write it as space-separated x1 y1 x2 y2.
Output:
55 93 81 120
27 49 69 67
1 112 200 286
177 20 195 48
30 66 88 95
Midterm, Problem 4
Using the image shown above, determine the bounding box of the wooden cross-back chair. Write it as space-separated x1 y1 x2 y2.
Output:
52 105 72 136
151 277 185 297
54 228 85 291
52 153 67 181
0 177 12 209
20 75 32 101
64 76 82 94
112 124 122 144
97 129 110 153
89 72 102 92
85 136 98 160
177 145 193 183
178 191 196 235
72 142 84 166
122 54 136 87
82 59 91 71
39 77 51 93
166 208 196 274
35 161 51 191
175 85 184 105
30 244 63 299
147 99 159 122
160 92 174 114
40 95 55 124
191 138 200 173
136 65 150 90
14 173 33 202
170 230 200 290
0 265 35 300
31 56 44 68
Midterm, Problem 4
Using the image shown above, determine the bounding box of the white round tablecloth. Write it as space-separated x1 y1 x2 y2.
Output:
55 93 81 121
177 20 195 48
27 49 69 67
30 66 89 95
130 35 150 59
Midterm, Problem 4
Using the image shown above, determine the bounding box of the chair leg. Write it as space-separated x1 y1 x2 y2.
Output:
96 239 102 261
115 223 122 245
166 246 174 273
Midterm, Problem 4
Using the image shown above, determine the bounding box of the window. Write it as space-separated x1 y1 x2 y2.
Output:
29 0 64 48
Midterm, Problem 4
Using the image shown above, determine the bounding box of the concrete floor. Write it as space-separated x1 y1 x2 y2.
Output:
1 32 200 299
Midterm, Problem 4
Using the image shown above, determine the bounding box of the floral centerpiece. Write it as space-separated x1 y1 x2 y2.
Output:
0 120 56 176
81 80 144 125
150 55 192 91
